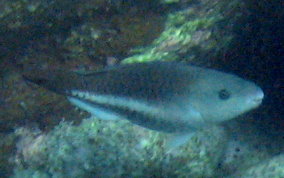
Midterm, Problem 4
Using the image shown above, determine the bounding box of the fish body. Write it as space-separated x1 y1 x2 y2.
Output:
23 62 264 134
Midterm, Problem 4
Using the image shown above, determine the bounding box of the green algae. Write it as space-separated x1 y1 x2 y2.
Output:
122 7 222 64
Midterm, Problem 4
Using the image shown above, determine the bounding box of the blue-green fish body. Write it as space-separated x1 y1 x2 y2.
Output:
24 62 264 134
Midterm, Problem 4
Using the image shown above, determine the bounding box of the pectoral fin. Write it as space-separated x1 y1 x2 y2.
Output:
165 132 195 151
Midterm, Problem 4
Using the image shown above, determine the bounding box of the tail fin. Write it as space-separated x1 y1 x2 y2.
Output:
22 67 83 95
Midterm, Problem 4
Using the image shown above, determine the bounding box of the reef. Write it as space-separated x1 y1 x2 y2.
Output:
0 0 283 177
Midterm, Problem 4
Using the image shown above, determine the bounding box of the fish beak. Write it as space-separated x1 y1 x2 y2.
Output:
250 88 264 107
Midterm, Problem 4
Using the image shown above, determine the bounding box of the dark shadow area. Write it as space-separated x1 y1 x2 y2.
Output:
221 0 283 137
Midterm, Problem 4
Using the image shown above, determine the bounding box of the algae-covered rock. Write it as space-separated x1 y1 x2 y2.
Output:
0 0 164 62
61 12 165 63
230 154 284 178
0 0 127 30
122 0 246 64
217 119 274 177
0 0 83 58
0 133 15 177
13 119 227 177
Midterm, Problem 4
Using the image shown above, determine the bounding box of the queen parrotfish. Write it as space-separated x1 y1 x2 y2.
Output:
23 62 264 148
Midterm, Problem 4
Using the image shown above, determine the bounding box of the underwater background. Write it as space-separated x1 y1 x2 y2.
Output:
0 0 283 177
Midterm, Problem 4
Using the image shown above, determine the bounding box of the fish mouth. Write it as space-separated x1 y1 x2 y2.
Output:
248 88 264 107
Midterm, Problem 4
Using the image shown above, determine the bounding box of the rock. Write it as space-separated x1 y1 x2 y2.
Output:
13 119 227 177
231 154 284 178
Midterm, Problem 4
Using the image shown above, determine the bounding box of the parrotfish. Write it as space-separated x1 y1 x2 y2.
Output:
23 62 264 148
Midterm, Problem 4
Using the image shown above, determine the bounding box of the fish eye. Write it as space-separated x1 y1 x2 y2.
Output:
218 89 231 100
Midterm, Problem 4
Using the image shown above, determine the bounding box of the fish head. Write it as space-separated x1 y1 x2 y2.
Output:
189 69 264 122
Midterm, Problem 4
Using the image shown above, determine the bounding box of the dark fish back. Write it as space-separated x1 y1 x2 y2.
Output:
82 62 198 103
